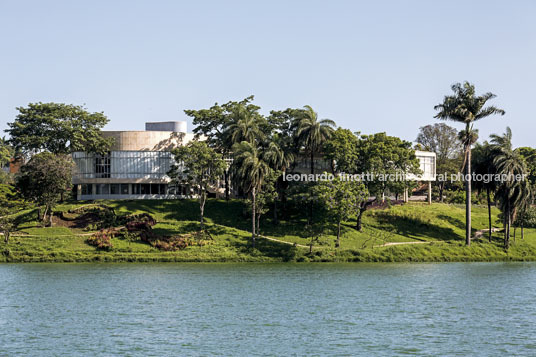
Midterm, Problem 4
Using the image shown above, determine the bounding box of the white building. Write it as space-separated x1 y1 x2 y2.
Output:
72 121 196 200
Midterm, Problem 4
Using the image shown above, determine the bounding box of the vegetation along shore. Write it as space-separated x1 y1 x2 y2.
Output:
1 82 536 262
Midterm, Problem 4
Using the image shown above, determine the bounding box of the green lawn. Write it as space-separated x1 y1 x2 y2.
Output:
3 199 536 263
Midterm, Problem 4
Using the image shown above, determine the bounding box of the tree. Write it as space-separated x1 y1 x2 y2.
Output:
225 104 265 145
185 96 260 200
294 105 336 221
434 82 505 246
6 103 113 155
169 141 226 232
246 169 278 237
323 128 359 174
518 147 536 203
513 207 536 240
314 176 368 248
0 210 15 244
0 138 14 184
263 138 294 224
294 105 336 175
0 137 13 166
232 141 270 248
472 142 498 242
416 123 460 201
491 127 531 249
357 132 420 202
15 153 74 226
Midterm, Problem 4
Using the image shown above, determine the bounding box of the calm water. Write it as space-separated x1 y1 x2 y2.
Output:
1 263 536 356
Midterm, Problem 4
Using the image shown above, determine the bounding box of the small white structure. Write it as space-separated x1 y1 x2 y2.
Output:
406 150 437 204
407 150 436 182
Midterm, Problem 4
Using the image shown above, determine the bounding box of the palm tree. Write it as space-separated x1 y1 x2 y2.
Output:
263 137 295 224
434 82 505 246
472 142 498 242
226 104 264 145
232 141 270 248
491 127 531 249
294 105 336 175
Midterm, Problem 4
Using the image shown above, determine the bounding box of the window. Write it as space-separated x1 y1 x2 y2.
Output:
95 153 111 178
121 184 129 194
110 184 120 195
96 184 110 195
81 184 92 195
141 184 150 195
151 184 162 194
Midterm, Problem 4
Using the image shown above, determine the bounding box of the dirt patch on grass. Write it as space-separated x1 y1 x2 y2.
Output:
53 212 101 229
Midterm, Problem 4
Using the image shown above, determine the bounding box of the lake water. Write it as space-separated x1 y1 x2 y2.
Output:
1 263 536 356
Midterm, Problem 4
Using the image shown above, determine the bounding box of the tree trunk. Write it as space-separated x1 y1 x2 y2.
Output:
356 208 365 232
251 187 256 248
199 190 206 232
224 169 230 201
42 206 48 224
37 207 42 221
309 151 314 223
504 213 508 248
273 177 279 225
336 221 341 248
257 212 261 238
465 145 472 246
487 187 492 243
505 203 511 250
310 151 314 175
48 205 53 227
507 213 511 249
439 182 445 203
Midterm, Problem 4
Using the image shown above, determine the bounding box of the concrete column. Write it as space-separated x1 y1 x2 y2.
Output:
76 184 81 200
428 181 432 205
404 187 408 203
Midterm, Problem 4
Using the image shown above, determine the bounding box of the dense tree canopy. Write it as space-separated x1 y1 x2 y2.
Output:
15 152 74 226
169 141 226 232
6 103 113 155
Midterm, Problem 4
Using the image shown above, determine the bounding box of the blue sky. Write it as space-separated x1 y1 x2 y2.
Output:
1 0 534 146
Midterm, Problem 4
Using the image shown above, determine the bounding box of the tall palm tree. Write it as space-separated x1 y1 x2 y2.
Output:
263 137 295 224
226 104 265 145
434 82 505 246
232 141 270 248
491 127 531 249
294 105 336 175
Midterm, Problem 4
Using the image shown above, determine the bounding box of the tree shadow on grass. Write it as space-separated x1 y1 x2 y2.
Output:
437 214 466 231
229 237 301 261
371 211 463 242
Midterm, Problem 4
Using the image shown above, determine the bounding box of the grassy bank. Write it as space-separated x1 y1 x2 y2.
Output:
2 199 536 263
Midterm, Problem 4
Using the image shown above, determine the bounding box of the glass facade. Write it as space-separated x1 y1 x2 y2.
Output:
418 155 436 180
73 151 174 180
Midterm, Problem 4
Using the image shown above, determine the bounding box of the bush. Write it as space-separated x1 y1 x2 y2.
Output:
446 190 480 204
86 229 114 250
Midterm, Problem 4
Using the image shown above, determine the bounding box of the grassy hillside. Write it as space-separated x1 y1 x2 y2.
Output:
2 198 536 263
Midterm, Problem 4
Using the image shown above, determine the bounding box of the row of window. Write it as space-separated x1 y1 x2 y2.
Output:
73 151 174 179
80 183 191 196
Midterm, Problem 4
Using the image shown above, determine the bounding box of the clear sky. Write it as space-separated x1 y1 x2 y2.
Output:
1 0 534 147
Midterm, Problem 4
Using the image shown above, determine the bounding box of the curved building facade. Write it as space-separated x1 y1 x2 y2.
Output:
73 121 196 200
